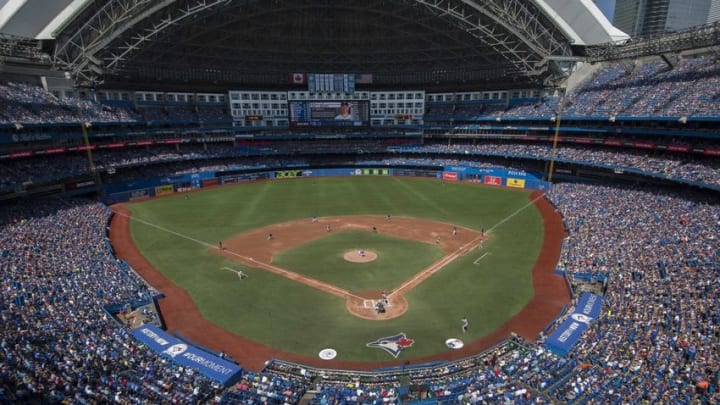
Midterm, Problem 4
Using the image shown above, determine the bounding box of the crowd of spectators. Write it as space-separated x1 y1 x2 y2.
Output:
544 183 719 404
530 54 720 119
426 54 720 120
0 199 224 403
0 52 719 403
0 81 231 126
136 106 230 124
259 181 719 405
0 139 411 190
2 136 719 193
397 142 720 188
0 143 240 191
2 53 720 127
0 198 311 404
0 82 139 124
197 106 232 122
0 155 718 404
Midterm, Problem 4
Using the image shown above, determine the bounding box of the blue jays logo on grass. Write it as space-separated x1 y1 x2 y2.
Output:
366 332 414 358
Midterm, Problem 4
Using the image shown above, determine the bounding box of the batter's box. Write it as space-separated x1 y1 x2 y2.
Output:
363 299 392 308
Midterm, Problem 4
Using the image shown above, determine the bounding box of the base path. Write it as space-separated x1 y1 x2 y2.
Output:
109 190 568 371
215 215 482 321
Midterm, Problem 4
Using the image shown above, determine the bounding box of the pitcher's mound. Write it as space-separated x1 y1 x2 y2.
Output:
344 250 378 263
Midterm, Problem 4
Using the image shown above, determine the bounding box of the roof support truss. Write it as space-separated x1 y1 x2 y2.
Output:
409 0 573 76
53 0 230 85
51 0 575 85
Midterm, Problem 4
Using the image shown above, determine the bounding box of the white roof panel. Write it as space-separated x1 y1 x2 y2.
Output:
534 0 629 45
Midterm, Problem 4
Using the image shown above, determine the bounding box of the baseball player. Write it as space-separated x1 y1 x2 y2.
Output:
461 316 469 333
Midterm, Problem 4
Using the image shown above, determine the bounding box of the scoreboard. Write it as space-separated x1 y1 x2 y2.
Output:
288 100 369 127
308 74 355 94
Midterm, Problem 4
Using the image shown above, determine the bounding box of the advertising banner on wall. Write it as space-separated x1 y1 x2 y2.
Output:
105 172 215 194
442 171 458 181
545 292 604 356
155 185 174 196
132 324 242 386
484 175 502 186
505 178 526 188
443 166 547 190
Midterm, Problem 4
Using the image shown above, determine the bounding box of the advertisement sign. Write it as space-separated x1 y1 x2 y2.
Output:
288 100 369 127
360 168 389 176
128 189 149 201
44 147 67 154
666 145 690 153
274 170 303 178
505 178 526 188
202 178 219 187
545 292 603 356
155 185 174 196
634 141 655 149
442 171 458 181
132 324 242 386
66 180 95 190
10 150 34 158
220 172 270 184
484 175 502 186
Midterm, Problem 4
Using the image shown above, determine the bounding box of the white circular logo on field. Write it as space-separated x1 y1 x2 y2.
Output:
318 348 337 360
445 338 464 349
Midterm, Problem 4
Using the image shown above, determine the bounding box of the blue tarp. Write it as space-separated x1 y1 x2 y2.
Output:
132 324 242 386
545 292 603 356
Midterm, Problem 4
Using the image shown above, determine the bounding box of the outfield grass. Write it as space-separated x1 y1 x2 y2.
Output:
273 230 446 292
127 177 544 361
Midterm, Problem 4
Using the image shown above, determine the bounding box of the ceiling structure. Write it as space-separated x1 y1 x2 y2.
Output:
0 0 628 88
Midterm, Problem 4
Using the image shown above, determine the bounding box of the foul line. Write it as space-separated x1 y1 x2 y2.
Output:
391 235 483 297
486 192 546 234
390 192 546 297
113 193 546 303
112 208 364 301
111 208 215 248
473 252 490 265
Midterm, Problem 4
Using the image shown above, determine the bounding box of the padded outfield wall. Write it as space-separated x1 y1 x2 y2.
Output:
102 165 550 204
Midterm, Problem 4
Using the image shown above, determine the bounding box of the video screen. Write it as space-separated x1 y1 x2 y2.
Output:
289 100 369 127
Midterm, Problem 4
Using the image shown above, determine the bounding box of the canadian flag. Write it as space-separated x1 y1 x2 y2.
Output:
290 73 306 84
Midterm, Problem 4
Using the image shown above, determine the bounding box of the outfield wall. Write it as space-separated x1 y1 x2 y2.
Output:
102 165 550 204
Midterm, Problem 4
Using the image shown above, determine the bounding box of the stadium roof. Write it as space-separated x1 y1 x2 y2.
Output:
0 0 628 87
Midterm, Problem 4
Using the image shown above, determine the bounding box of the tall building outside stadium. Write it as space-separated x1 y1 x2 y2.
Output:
613 0 716 37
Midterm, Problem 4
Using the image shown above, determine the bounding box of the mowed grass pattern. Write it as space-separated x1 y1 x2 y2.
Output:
127 177 544 361
273 230 445 292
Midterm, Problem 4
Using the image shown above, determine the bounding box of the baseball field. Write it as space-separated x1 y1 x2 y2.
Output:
112 176 567 370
